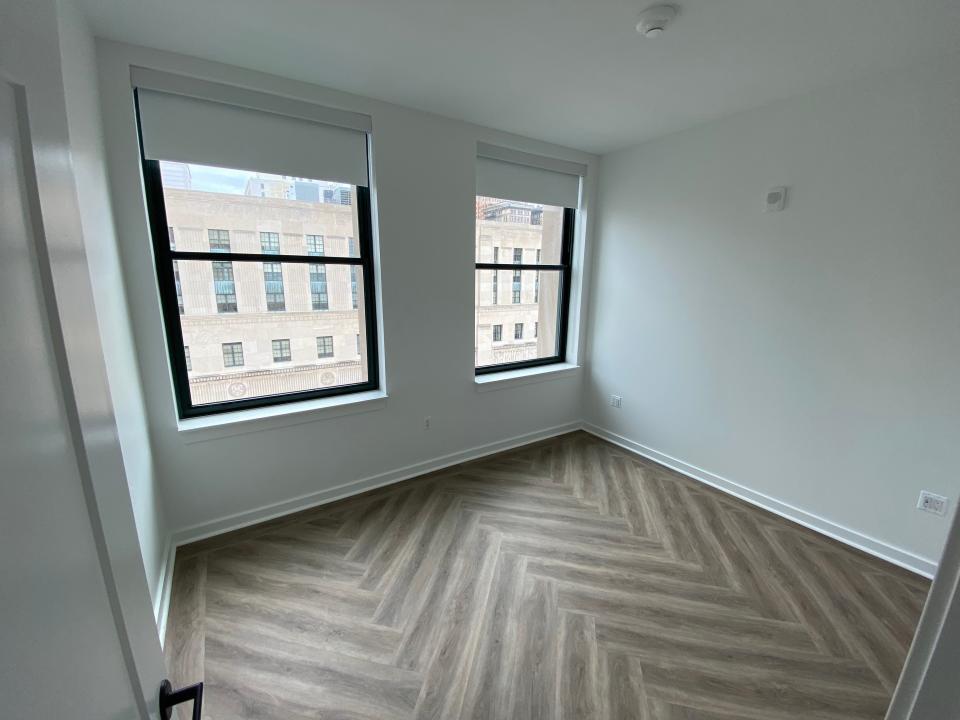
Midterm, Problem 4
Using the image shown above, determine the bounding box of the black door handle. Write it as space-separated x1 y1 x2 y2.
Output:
159 679 203 720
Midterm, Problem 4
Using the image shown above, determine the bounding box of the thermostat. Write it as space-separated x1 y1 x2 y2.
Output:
765 187 787 212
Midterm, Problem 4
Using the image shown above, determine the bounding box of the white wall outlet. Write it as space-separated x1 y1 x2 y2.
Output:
424 416 431 430
917 491 948 516
609 395 622 409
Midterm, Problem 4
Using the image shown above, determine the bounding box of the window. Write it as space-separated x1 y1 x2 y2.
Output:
316 335 334 358
212 261 237 313
208 229 230 252
260 231 280 254
174 260 184 314
272 338 291 363
306 234 325 256
136 80 378 417
263 262 286 311
348 238 358 309
511 248 522 304
309 264 329 310
222 342 243 368
534 249 541 303
474 144 582 373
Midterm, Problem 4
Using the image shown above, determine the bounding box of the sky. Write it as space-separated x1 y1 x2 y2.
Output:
160 161 349 194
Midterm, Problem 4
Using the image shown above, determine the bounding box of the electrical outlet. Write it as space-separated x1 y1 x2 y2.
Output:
424 416 431 430
917 491 948 516
609 395 622 409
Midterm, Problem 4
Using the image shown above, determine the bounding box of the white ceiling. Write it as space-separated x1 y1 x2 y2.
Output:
76 0 960 154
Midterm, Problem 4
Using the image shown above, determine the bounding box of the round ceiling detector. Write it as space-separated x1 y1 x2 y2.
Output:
636 4 678 38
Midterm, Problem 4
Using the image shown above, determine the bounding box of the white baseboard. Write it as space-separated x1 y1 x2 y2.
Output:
169 421 582 550
154 538 175 646
583 423 938 579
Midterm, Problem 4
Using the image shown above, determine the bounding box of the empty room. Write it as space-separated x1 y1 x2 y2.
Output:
3 1 960 718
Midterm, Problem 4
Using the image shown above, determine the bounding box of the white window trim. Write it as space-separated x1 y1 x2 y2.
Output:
177 389 388 443
474 362 579 393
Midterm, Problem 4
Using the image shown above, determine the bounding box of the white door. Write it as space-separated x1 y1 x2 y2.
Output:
0 75 169 719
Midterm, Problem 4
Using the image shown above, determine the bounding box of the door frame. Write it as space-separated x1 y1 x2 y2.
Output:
1 1 168 717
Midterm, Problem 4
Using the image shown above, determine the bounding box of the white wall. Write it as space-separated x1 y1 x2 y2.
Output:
56 4 170 617
1 0 166 713
586 53 960 572
96 42 597 545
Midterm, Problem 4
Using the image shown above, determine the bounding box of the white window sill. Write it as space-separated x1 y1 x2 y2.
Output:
474 362 580 392
176 390 388 444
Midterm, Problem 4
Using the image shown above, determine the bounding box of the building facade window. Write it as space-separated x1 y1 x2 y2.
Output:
174 260 184 314
222 342 244 368
263 262 286 311
272 338 291 362
138 86 379 418
309 264 329 310
534 249 541 303
212 261 237 313
514 322 524 340
348 238 358 309
316 335 334 358
208 228 230 252
492 247 499 304
511 248 522 304
306 234 325 256
260 231 280 254
493 324 502 342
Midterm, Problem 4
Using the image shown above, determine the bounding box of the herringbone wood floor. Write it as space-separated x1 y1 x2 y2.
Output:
165 432 929 720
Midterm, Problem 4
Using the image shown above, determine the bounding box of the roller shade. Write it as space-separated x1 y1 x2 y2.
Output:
136 87 369 187
476 143 585 209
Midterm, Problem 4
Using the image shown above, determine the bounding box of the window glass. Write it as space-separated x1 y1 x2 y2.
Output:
474 194 571 371
148 160 377 414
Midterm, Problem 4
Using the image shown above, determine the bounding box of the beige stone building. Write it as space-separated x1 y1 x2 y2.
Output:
165 180 557 406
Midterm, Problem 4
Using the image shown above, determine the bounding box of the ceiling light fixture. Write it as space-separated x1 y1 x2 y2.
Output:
636 4 678 38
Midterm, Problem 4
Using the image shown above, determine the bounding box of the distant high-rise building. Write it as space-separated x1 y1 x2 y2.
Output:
244 176 293 199
481 199 542 225
323 186 352 206
160 161 192 190
293 181 321 203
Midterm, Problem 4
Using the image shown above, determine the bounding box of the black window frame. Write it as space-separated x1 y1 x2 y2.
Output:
136 91 380 419
475 206 575 375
